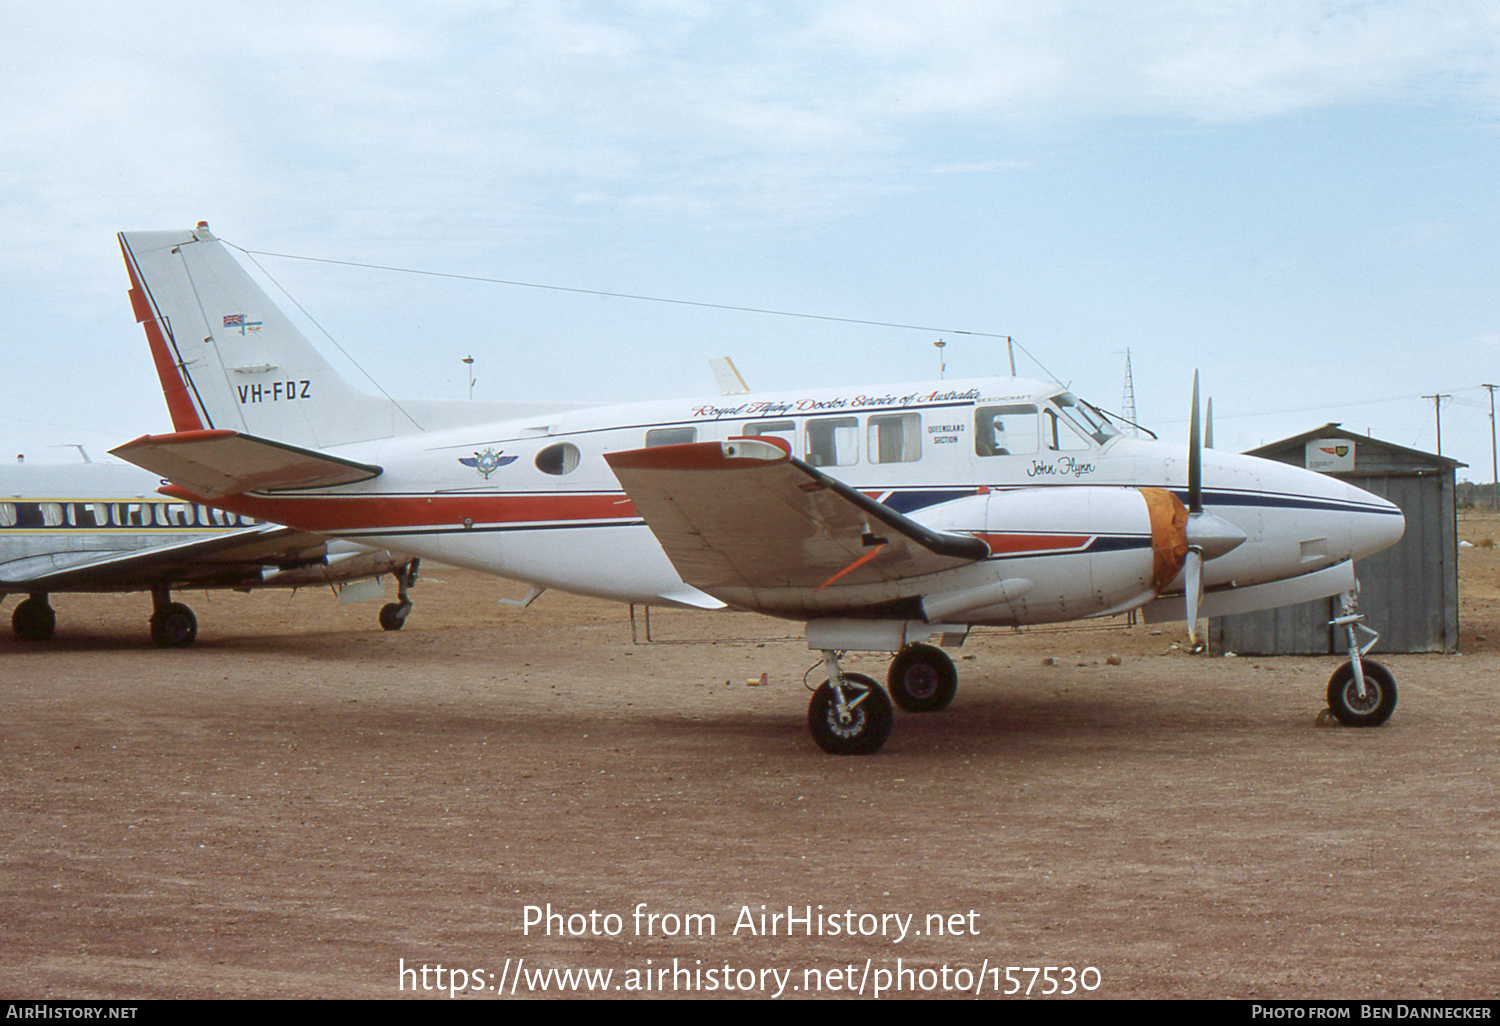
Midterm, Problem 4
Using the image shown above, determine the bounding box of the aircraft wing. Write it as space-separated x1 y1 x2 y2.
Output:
604 439 988 612
110 429 381 498
0 523 354 592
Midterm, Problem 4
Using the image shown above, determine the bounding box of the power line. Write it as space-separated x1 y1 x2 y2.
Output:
228 240 1063 381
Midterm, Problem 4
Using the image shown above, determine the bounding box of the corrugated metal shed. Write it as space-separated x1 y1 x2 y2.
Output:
1210 424 1464 655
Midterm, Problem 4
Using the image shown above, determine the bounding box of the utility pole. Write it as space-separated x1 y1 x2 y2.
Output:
462 355 475 400
1485 384 1498 509
1421 393 1450 455
934 338 946 380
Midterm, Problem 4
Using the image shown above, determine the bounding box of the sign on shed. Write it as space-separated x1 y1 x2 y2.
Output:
1305 439 1355 473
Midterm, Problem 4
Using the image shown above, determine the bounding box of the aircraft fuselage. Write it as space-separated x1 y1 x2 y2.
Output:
188 375 1404 625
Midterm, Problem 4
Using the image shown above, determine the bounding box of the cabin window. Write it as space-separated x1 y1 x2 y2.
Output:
0 503 14 527
156 503 195 528
645 427 696 447
13 503 45 528
868 413 921 463
536 442 581 476
974 405 1038 457
70 503 106 528
40 503 64 527
744 420 796 450
805 417 858 467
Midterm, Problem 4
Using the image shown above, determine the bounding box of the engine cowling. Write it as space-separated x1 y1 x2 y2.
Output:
912 486 1191 625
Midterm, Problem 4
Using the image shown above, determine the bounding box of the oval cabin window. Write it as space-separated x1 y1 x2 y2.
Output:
535 442 581 475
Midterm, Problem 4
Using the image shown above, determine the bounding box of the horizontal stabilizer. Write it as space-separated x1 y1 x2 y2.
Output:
110 429 381 499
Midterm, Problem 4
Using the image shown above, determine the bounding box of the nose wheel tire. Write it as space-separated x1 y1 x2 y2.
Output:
808 673 893 755
887 643 958 712
1326 659 1396 727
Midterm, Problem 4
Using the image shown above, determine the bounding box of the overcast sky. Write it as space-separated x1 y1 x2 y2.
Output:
3 1 1498 478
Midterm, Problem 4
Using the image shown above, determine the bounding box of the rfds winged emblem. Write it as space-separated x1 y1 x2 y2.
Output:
459 448 518 479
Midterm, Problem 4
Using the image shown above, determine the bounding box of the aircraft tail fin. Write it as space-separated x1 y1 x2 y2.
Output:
119 224 403 449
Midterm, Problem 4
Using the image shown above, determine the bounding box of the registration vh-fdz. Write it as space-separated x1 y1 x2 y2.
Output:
111 223 1405 753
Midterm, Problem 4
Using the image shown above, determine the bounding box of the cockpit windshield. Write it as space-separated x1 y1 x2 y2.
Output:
1053 393 1120 446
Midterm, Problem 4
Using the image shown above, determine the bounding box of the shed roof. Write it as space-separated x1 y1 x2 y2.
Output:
1245 422 1467 471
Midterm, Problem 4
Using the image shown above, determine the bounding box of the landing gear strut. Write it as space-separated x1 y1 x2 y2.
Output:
149 585 197 648
1326 588 1396 727
379 559 421 631
12 594 56 641
807 650 893 755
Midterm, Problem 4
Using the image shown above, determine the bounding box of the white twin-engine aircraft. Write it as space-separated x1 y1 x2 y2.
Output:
112 224 1406 754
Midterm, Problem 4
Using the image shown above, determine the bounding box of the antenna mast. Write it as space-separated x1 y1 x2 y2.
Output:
1121 348 1140 437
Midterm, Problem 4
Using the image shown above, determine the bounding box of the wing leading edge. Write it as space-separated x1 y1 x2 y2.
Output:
604 438 989 618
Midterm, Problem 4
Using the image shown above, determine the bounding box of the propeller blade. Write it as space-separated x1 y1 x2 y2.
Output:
1188 371 1202 514
1184 548 1204 649
1185 373 1208 650
1204 396 1214 450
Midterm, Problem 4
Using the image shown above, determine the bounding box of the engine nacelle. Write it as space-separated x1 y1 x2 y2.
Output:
912 486 1186 625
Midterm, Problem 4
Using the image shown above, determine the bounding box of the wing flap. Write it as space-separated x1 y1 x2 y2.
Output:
110 430 381 498
604 439 986 610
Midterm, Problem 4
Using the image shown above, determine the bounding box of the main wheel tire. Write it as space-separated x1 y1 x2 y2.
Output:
887 643 958 712
1326 659 1396 727
150 603 198 648
12 597 56 642
379 602 409 631
807 673 893 755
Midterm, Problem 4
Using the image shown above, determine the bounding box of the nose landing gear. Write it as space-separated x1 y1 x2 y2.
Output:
1326 589 1396 727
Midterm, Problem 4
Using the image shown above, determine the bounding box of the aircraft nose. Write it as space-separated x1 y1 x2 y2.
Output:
1352 490 1405 560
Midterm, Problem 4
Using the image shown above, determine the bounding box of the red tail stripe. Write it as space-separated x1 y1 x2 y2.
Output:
121 239 205 432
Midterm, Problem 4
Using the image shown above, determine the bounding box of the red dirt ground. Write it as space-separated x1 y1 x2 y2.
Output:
2 514 1498 1000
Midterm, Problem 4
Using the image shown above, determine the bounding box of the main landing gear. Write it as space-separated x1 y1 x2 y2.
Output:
807 642 961 755
1325 588 1396 727
378 559 421 631
11 594 57 641
8 589 196 646
149 585 197 648
887 642 958 713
